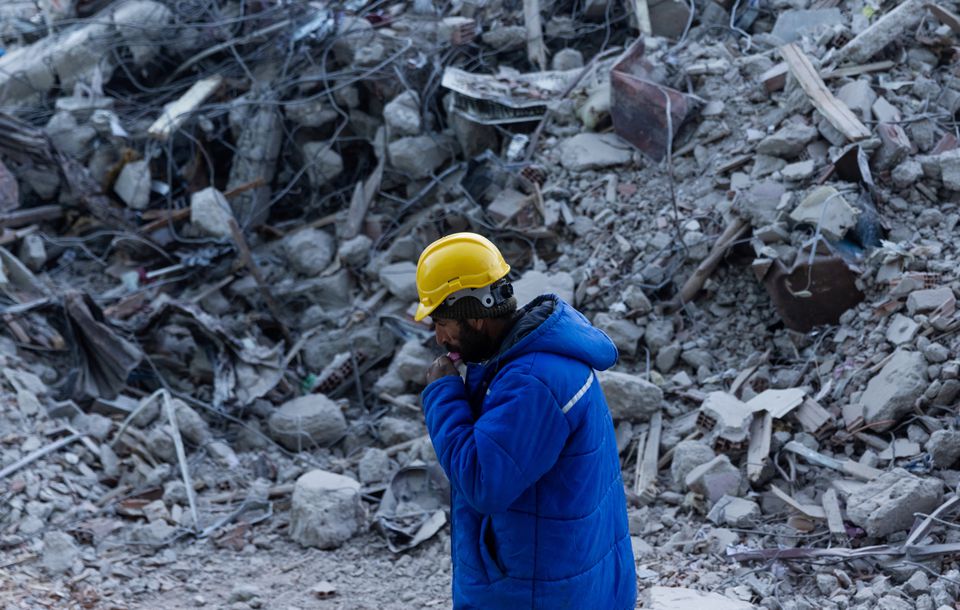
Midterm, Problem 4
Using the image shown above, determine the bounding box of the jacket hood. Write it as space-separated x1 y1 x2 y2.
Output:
490 294 618 372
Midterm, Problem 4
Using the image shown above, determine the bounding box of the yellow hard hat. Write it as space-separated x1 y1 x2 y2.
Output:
414 232 510 321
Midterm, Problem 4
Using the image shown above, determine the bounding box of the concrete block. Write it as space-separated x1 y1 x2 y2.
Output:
289 469 364 549
597 370 663 422
861 350 927 431
847 468 942 537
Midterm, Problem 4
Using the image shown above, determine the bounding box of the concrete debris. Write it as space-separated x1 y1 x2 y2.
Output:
860 350 928 432
641 587 757 609
289 469 365 549
2 0 960 604
559 133 633 171
189 187 234 238
684 455 742 505
597 370 663 422
846 468 943 537
268 394 348 451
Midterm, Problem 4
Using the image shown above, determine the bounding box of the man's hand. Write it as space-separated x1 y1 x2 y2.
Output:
427 355 459 384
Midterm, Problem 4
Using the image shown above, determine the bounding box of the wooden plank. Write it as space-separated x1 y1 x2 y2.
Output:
0 204 63 229
770 484 827 520
522 0 547 71
927 3 960 34
822 488 846 536
635 411 662 505
633 0 652 35
343 128 385 240
780 43 870 142
823 60 896 80
148 76 223 140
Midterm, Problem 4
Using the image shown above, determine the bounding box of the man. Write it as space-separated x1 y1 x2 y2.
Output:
414 232 636 609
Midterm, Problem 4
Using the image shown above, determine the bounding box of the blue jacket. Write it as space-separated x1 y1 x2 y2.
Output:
422 295 636 609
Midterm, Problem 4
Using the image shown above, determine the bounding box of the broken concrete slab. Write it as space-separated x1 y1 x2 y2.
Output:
41 530 79 575
301 142 344 188
593 313 643 358
670 440 716 488
861 349 928 432
836 0 926 64
289 469 364 549
771 8 842 43
907 287 955 315
788 186 860 241
847 468 942 537
685 454 742 504
737 181 786 226
268 394 348 451
706 494 761 528
559 133 633 171
597 370 663 422
756 121 818 159
837 80 877 122
886 314 920 346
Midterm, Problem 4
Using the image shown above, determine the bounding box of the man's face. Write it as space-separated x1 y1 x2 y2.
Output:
433 318 498 363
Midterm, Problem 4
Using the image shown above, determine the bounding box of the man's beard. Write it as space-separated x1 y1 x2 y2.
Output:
444 320 499 363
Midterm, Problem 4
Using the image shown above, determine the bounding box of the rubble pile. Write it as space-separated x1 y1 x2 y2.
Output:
2 0 960 608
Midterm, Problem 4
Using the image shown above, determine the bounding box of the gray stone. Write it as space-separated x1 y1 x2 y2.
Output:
644 318 675 354
289 470 364 549
837 80 877 121
656 344 682 373
886 314 919 345
681 348 713 371
268 394 348 451
338 234 373 267
113 160 151 210
924 343 950 363
594 314 643 358
302 142 343 187
512 270 575 307
18 234 47 272
71 413 113 441
670 440 716 488
907 287 955 315
384 91 421 137
935 379 960 406
861 350 927 431
41 531 79 575
781 159 815 181
597 370 663 422
206 441 239 469
905 571 931 596
332 16 377 65
190 188 233 238
622 284 652 314
926 429 960 468
129 520 176 546
552 48 584 71
228 584 261 603
706 495 760 527
877 596 913 610
771 8 842 43
685 454 742 504
172 400 210 445
872 97 902 123
756 122 818 158
559 133 633 171
377 416 423 445
847 468 942 537
284 228 335 277
385 339 433 387
816 573 839 595
388 134 454 179
358 447 392 484
378 261 418 301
